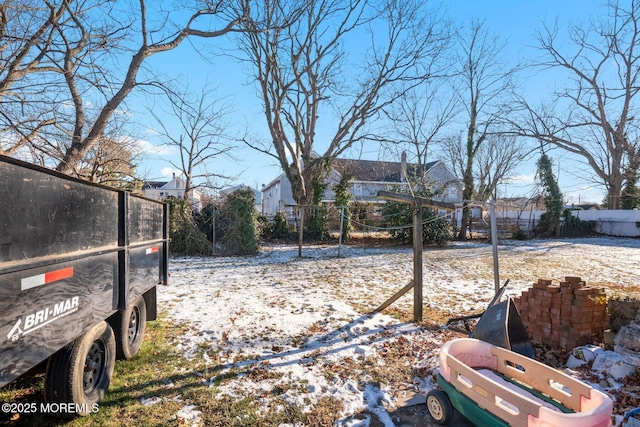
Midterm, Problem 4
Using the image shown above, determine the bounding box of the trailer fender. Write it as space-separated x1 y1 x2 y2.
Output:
143 286 157 321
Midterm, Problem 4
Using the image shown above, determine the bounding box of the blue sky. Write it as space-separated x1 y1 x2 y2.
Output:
132 0 607 203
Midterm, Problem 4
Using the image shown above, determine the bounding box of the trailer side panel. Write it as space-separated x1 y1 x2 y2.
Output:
0 156 167 389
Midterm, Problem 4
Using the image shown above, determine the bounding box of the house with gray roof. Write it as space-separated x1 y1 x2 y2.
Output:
261 157 462 216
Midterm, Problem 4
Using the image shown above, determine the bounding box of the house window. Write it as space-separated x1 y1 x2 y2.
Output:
159 192 165 197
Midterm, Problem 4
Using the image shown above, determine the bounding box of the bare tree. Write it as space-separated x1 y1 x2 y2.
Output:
383 81 458 184
55 0 252 175
0 1 71 156
238 0 451 206
454 19 521 240
149 84 235 200
444 133 528 202
0 0 251 175
516 1 640 209
75 137 139 188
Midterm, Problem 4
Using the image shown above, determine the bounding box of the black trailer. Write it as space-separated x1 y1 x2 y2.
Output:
0 155 169 414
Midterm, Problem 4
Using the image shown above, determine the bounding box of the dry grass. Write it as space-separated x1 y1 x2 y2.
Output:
0 314 364 427
4 237 640 425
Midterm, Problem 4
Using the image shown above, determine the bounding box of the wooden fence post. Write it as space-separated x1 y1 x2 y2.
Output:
375 190 455 323
413 202 423 322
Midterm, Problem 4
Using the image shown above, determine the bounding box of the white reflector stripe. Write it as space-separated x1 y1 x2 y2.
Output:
146 246 159 255
21 267 74 291
21 274 45 291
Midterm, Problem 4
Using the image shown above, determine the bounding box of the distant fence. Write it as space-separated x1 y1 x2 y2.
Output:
571 209 640 237
483 209 640 238
263 203 395 237
261 203 640 241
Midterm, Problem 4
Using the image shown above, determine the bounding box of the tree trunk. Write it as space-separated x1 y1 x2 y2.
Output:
458 179 474 241
607 180 623 209
458 130 476 241
288 168 311 207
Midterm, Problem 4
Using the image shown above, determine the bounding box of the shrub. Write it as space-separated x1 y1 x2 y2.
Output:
536 153 563 236
334 174 353 241
561 209 595 237
381 186 452 246
216 188 260 255
305 205 329 241
265 211 294 240
304 179 329 242
166 196 212 256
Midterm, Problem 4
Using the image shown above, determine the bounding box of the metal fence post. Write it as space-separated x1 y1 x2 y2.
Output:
338 205 345 257
298 207 304 258
490 199 500 293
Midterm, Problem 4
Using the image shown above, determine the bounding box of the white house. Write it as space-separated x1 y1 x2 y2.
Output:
261 157 462 216
261 174 296 215
141 174 203 212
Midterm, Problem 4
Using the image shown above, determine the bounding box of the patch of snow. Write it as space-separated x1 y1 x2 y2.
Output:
174 404 202 426
158 237 640 424
141 396 162 405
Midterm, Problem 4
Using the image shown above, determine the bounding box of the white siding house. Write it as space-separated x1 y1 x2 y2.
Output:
261 175 296 215
141 174 203 212
261 158 462 216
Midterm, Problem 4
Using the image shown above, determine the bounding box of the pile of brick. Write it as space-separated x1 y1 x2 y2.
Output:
513 276 608 349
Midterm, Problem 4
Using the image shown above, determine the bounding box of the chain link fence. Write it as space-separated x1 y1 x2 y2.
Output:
259 201 455 244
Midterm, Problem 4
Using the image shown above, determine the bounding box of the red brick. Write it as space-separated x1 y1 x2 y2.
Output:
570 327 592 336
561 292 574 301
572 309 590 316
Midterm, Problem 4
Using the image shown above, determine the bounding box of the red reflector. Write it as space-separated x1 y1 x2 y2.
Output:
44 267 74 284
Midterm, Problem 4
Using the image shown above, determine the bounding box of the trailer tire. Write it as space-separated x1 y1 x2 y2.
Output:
113 296 146 360
44 321 115 417
426 389 454 425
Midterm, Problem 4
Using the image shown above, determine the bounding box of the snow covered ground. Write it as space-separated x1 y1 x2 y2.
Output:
158 237 640 426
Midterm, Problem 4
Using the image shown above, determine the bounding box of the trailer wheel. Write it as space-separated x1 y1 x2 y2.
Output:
426 389 454 425
114 296 147 360
44 321 115 416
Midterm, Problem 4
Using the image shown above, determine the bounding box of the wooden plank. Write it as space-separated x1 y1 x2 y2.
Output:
376 190 456 211
371 280 414 313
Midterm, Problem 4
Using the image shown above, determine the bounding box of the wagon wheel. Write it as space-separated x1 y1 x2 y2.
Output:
426 389 454 425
